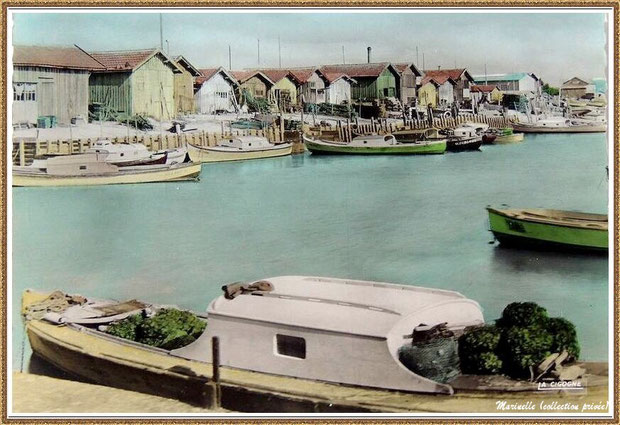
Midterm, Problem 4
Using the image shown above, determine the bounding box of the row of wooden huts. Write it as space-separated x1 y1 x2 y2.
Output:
12 44 546 126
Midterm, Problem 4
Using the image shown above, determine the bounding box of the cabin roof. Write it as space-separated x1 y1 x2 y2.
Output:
89 48 181 73
320 63 397 79
471 84 498 93
252 69 300 85
174 55 202 77
421 75 455 86
208 276 476 338
423 68 472 82
287 67 320 84
231 70 275 85
393 63 422 77
196 67 238 86
13 45 106 71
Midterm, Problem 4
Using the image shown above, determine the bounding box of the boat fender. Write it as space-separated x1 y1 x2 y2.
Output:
42 312 66 325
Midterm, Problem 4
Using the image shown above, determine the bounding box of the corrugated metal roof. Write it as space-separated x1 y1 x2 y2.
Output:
89 49 155 71
471 84 497 93
422 68 467 82
320 62 393 78
472 73 530 83
13 45 106 71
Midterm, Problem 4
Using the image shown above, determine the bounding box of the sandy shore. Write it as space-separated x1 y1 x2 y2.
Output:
11 372 228 415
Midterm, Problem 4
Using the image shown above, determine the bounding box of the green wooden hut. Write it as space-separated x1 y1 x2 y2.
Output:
320 63 400 101
88 49 182 120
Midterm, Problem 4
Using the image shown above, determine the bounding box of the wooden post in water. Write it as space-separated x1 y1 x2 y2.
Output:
19 140 25 166
212 336 221 408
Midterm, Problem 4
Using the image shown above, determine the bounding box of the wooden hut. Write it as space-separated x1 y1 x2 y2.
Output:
194 67 239 114
258 69 300 111
173 55 201 115
561 77 590 99
12 45 105 126
288 68 328 105
419 75 456 107
89 48 182 120
470 84 502 104
232 70 274 101
418 79 439 108
322 72 356 105
393 63 422 106
320 63 400 102
423 68 474 104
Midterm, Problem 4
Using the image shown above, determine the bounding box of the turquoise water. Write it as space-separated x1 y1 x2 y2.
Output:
12 133 609 368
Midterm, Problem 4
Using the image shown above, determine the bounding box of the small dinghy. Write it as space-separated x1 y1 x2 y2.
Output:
303 133 446 155
487 207 608 252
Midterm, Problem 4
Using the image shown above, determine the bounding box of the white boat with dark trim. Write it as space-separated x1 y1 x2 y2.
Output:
512 117 606 133
187 136 292 163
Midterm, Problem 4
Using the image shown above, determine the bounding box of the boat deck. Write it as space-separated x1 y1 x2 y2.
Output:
488 208 608 230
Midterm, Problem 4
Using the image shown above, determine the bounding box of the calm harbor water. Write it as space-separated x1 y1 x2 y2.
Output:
12 132 609 368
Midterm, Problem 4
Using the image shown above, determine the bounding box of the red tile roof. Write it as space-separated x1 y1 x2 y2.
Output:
393 63 422 76
322 72 351 84
423 68 469 82
196 68 220 85
89 49 156 71
231 70 274 85
320 62 393 78
256 69 298 84
421 75 455 86
471 84 497 93
288 68 319 84
13 45 105 70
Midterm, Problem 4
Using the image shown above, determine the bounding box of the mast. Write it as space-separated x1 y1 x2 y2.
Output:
159 14 163 50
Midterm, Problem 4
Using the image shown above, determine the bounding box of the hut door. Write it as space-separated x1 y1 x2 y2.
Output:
38 80 55 116
12 82 38 124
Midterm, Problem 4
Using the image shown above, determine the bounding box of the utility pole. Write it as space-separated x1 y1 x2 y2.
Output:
278 36 281 68
422 53 425 71
485 63 487 85
228 45 232 70
342 46 345 64
416 46 419 67
257 38 260 66
166 40 169 56
159 14 163 50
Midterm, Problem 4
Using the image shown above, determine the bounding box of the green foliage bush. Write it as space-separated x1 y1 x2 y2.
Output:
458 302 580 380
105 308 206 350
496 302 548 328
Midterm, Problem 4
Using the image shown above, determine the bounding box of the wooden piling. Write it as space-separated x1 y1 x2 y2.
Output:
212 337 221 408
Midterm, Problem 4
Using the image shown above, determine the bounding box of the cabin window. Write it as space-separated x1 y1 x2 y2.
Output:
275 334 306 359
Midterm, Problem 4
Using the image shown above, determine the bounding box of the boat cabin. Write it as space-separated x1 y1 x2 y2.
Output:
171 275 484 394
217 136 273 150
44 153 118 176
349 134 398 147
451 126 479 138
536 118 571 127
86 140 153 163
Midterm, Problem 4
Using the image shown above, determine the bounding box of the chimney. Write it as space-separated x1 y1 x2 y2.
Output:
438 65 441 71
367 46 371 63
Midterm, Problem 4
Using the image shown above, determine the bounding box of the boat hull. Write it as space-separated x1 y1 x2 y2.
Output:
487 208 608 252
512 123 606 133
305 139 446 155
13 163 202 187
446 137 482 152
187 143 292 163
493 133 525 144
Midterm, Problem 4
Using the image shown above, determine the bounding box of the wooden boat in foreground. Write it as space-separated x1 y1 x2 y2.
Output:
187 136 292 163
22 276 608 412
487 207 608 252
303 133 446 155
13 153 201 187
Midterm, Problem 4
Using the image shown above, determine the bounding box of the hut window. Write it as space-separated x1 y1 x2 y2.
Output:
275 334 306 359
13 83 36 102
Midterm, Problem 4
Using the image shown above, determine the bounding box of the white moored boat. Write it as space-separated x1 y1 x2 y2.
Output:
86 140 167 166
13 153 201 187
172 275 484 394
187 136 292 163
512 117 606 133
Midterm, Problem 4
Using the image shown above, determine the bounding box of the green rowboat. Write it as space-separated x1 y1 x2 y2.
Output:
303 134 447 155
487 207 608 252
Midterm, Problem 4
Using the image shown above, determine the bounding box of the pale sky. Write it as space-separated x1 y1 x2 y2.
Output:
11 10 609 86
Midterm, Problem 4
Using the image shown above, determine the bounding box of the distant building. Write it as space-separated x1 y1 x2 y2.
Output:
12 45 105 125
592 78 607 95
232 70 274 101
194 67 239 114
288 68 328 105
173 56 201 115
470 84 502 104
321 72 356 105
320 63 400 101
560 77 589 99
472 73 541 97
422 68 473 103
393 63 423 105
89 48 182 120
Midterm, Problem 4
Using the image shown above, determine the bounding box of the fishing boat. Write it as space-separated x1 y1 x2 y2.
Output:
492 128 525 144
442 126 483 152
86 140 167 166
486 207 608 252
303 133 446 155
22 276 608 412
12 153 201 187
512 118 606 133
187 136 292 163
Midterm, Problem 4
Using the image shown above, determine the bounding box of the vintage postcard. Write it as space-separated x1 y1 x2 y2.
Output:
2 3 617 420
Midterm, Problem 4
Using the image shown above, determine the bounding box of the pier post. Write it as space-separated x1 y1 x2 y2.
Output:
212 337 221 408
19 140 25 166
